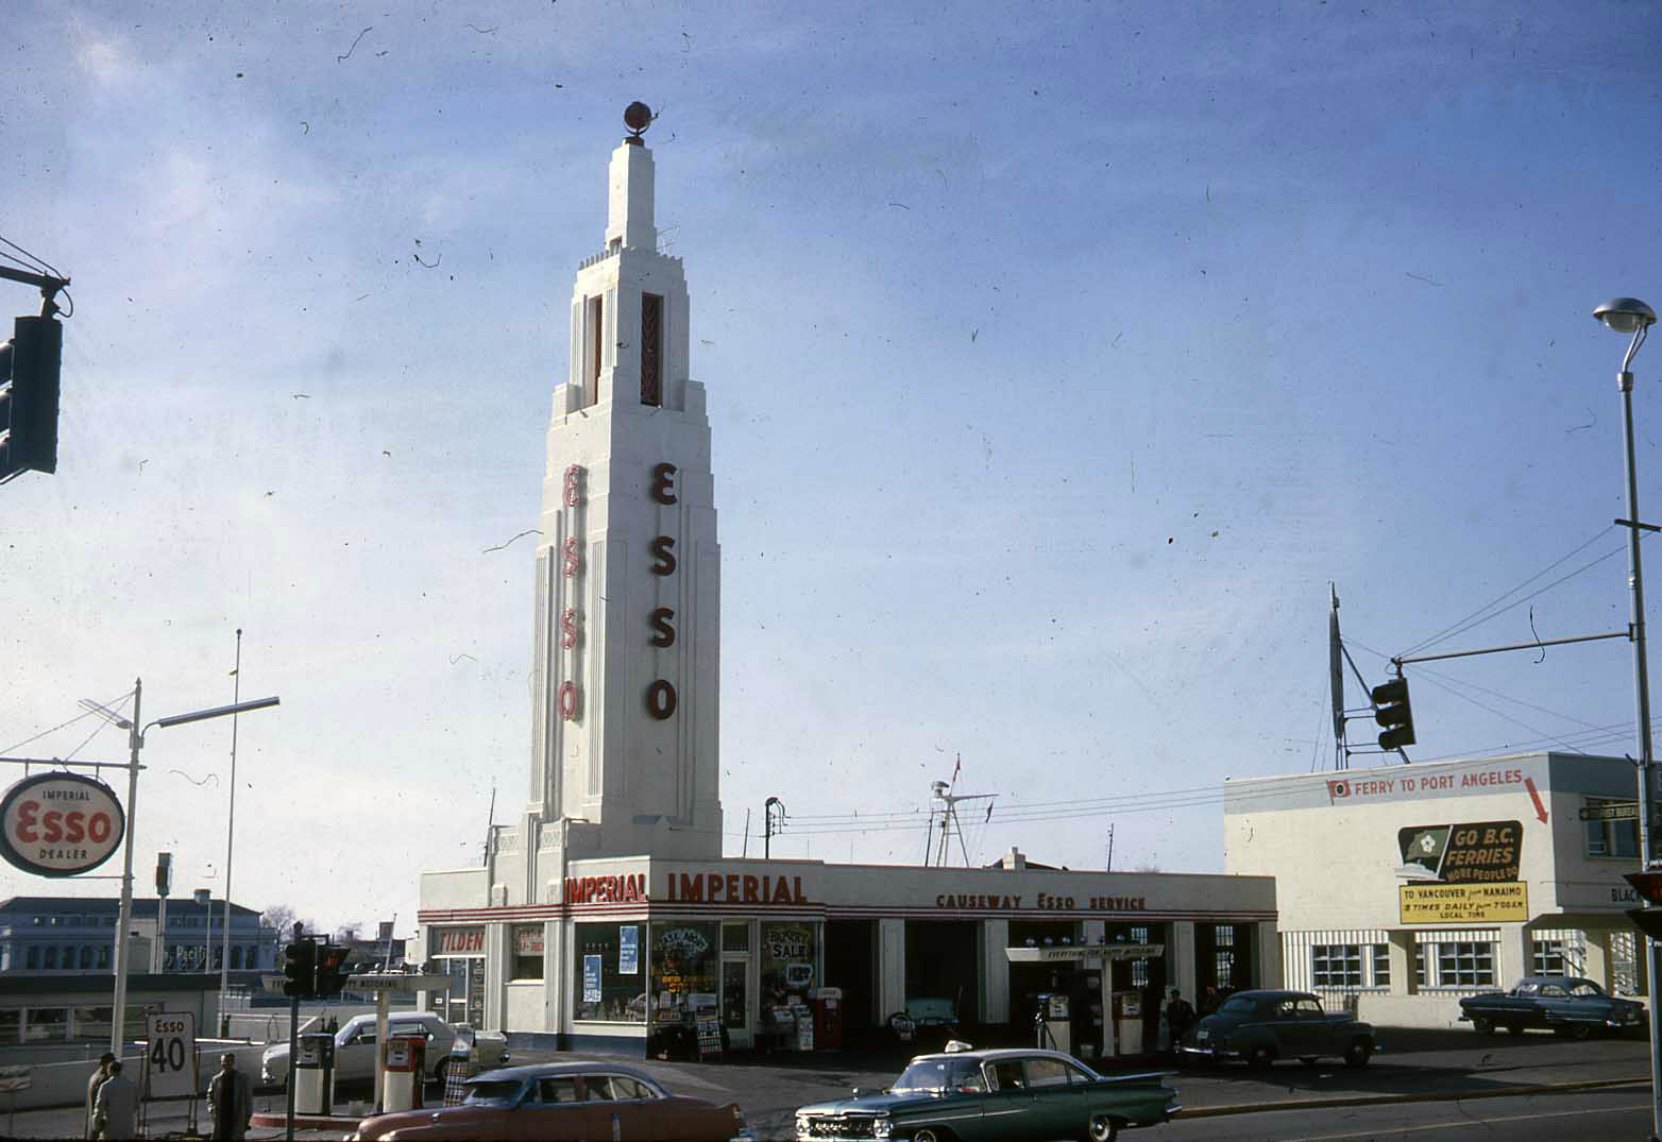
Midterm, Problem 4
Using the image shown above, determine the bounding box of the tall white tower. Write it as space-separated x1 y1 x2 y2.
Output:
528 104 722 861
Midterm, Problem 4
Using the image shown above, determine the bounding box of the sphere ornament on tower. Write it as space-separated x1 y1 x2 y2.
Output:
624 101 654 139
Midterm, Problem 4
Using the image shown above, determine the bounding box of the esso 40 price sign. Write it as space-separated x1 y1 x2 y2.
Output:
0 773 126 878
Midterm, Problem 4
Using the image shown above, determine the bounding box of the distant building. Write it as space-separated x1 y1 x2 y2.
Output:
1226 751 1642 1028
338 921 407 972
0 893 276 977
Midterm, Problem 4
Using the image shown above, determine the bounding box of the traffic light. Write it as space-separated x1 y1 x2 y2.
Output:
1625 870 1662 939
282 938 316 998
1372 677 1416 751
0 314 63 483
314 943 351 999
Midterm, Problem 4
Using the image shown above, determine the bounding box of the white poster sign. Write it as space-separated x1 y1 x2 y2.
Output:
144 1012 198 1100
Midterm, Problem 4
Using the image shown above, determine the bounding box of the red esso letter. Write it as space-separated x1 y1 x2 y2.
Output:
14 799 40 843
88 812 113 844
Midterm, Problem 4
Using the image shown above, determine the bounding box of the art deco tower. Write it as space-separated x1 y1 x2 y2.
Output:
527 105 722 862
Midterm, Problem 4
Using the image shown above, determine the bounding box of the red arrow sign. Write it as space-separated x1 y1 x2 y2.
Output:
1524 777 1548 824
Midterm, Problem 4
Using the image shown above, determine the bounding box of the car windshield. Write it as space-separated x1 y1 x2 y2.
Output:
463 1080 524 1107
891 1058 983 1094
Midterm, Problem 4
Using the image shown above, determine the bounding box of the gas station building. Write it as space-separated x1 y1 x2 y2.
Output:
416 111 1279 1059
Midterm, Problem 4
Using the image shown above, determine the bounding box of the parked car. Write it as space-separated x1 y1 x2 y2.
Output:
1458 976 1646 1038
1178 989 1375 1069
793 1044 1179 1142
260 1011 507 1087
345 1062 756 1141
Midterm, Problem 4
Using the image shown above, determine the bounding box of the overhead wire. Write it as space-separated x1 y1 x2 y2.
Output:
1397 527 1626 660
1 689 135 756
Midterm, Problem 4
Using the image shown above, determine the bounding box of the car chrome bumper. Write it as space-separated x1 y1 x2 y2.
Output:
1177 1044 1239 1059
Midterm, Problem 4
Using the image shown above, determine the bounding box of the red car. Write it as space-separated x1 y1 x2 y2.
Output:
345 1062 756 1142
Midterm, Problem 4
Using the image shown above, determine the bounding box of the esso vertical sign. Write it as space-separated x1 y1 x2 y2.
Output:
0 773 126 877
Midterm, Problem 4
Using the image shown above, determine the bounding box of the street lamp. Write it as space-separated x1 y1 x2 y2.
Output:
109 679 279 1056
1594 295 1660 1141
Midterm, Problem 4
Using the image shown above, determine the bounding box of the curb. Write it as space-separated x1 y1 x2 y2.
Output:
1177 1074 1648 1119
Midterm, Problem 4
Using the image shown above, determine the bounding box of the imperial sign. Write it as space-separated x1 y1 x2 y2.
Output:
0 773 126 878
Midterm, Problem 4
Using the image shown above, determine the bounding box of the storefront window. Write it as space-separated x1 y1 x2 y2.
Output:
1585 799 1640 858
650 923 719 1022
722 921 750 952
1312 944 1363 988
1434 941 1496 987
760 921 818 1002
23 1007 67 1042
511 925 545 981
574 923 647 1022
73 1006 113 1043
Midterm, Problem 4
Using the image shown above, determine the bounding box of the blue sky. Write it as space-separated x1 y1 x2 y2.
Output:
3 2 1660 934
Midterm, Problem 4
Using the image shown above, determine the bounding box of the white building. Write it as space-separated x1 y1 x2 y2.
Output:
1225 751 1643 1028
419 108 1278 1056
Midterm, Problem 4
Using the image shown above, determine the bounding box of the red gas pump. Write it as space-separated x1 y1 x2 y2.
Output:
382 1036 427 1113
811 987 843 1050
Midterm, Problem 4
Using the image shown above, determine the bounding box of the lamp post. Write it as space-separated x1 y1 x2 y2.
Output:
109 679 280 1056
1594 295 1660 1141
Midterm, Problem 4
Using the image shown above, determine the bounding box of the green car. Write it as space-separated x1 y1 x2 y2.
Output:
1178 989 1375 1069
793 1045 1179 1142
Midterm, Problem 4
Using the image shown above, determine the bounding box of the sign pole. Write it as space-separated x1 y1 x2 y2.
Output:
284 994 299 1142
111 678 143 1058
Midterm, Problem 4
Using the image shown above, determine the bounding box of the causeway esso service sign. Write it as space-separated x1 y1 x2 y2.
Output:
0 773 125 877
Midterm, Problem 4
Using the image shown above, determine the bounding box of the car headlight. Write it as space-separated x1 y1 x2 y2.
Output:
873 1115 892 1140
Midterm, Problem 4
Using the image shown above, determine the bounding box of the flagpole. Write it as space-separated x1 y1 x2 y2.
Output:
217 630 242 1034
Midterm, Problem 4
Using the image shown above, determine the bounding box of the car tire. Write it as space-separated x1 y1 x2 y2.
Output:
1568 1023 1593 1041
1087 1112 1120 1142
1299 1056 1318 1066
1471 1016 1494 1035
909 1129 950 1142
1344 1039 1373 1068
1247 1045 1274 1070
1507 1024 1525 1036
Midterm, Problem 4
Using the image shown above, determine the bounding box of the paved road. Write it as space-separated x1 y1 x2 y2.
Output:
3 1026 1649 1138
1159 1085 1652 1140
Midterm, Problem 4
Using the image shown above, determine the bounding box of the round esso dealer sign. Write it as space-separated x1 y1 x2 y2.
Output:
0 773 126 877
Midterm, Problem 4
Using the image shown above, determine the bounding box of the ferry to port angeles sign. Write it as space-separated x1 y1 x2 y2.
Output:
0 773 125 877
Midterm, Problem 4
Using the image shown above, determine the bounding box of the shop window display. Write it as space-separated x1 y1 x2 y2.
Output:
574 923 646 1022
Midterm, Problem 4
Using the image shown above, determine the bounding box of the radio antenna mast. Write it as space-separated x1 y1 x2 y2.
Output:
928 756 996 867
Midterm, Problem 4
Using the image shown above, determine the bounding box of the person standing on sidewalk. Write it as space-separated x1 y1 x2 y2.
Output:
207 1052 253 1141
91 1060 137 1140
84 1052 115 1140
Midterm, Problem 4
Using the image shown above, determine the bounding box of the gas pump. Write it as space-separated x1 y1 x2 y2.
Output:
381 1036 427 1113
1035 992 1071 1055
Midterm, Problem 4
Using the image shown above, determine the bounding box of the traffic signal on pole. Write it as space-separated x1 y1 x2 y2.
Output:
1625 870 1662 940
1372 677 1416 751
282 938 316 998
0 315 63 483
314 943 351 999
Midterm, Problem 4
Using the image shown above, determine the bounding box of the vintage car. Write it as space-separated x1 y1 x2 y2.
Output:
261 1012 507 1087
1458 976 1646 1038
793 1044 1179 1142
1178 989 1375 1069
346 1061 756 1141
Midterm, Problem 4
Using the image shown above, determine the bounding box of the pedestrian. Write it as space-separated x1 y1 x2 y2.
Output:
1199 983 1222 1016
91 1060 137 1141
1164 988 1196 1051
84 1052 115 1140
207 1052 253 1141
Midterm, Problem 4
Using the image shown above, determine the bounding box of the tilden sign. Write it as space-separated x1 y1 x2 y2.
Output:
0 773 125 877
